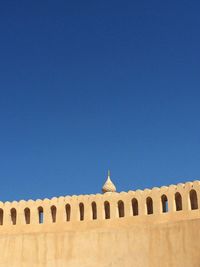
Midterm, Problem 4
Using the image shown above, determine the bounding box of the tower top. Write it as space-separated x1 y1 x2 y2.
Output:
102 170 117 193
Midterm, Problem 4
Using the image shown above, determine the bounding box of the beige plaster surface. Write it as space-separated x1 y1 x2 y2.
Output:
0 212 200 267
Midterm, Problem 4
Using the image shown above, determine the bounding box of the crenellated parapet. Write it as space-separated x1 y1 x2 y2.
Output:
0 180 200 228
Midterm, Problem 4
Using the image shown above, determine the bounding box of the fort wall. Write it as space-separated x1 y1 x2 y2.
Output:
0 180 200 267
0 180 199 227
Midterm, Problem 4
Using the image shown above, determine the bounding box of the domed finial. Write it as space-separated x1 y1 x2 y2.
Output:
102 170 117 193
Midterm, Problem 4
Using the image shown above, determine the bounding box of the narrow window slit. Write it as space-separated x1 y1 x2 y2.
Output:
51 205 57 223
190 190 198 210
146 197 153 215
24 208 30 224
175 192 182 211
11 208 17 225
104 201 110 219
79 203 84 221
118 200 125 218
38 207 44 224
92 202 97 220
132 198 138 216
65 204 71 221
0 209 3 225
161 195 168 213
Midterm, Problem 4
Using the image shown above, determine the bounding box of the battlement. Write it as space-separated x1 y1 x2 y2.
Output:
0 180 199 228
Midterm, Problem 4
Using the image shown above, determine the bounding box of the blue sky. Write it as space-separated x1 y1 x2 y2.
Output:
0 1 200 201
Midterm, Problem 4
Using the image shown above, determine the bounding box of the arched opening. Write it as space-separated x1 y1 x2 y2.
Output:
51 205 57 223
38 206 44 224
104 201 110 219
146 197 153 215
118 200 125 218
79 203 84 221
0 209 3 225
91 202 97 220
175 192 182 211
65 204 71 221
24 208 30 224
132 198 138 216
11 208 17 225
190 189 198 210
161 195 168 213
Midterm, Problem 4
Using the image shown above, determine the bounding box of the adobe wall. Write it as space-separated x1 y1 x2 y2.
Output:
0 180 200 267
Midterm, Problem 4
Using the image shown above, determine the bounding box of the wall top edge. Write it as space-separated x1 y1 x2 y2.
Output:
0 180 199 206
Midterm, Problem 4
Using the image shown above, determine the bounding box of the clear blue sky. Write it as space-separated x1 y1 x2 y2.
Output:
0 1 200 201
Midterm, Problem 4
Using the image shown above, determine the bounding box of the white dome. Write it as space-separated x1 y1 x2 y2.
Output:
102 171 117 193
